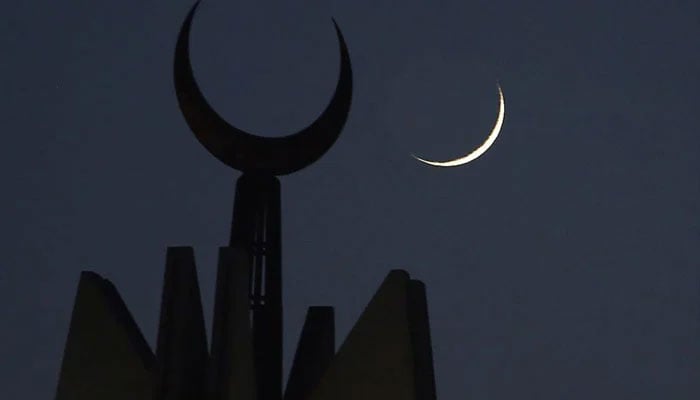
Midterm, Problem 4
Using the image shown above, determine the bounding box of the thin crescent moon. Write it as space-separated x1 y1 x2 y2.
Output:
412 84 505 167
174 0 353 176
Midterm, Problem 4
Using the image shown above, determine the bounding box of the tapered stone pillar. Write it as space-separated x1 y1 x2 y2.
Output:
285 307 335 400
209 246 256 400
153 247 208 400
54 272 154 400
307 270 436 400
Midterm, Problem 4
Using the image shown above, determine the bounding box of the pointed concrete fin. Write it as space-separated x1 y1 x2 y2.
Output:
209 246 256 400
154 246 208 400
285 306 335 400
308 270 422 400
55 271 155 400
408 280 437 400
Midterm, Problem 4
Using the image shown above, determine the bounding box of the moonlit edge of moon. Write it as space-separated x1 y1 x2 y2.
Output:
411 83 505 168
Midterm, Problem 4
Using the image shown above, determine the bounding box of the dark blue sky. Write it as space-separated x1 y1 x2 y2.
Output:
2 0 699 398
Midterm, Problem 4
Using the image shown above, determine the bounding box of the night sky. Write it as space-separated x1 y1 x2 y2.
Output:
2 0 699 398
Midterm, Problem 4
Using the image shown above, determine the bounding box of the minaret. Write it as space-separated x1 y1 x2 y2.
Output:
172 1 352 398
227 175 283 400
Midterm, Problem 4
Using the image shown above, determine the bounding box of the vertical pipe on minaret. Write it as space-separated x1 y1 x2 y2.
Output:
229 174 283 400
209 246 256 400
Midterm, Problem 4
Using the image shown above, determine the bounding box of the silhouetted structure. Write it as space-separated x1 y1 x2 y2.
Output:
54 2 436 399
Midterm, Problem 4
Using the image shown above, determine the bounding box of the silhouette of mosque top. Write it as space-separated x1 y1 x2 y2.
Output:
54 3 436 400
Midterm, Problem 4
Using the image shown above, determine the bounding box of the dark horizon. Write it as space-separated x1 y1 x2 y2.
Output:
2 0 699 399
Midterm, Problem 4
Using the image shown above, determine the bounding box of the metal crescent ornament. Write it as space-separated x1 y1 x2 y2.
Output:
174 1 353 176
412 83 504 167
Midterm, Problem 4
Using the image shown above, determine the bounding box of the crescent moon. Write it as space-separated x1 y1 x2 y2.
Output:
174 0 353 176
412 84 505 167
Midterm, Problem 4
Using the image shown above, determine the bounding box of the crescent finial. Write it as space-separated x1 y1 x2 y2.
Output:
174 1 353 176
